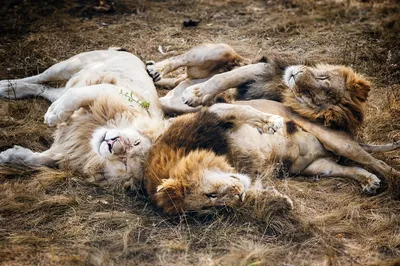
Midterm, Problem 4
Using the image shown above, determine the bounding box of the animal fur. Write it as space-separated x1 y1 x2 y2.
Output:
150 43 371 134
0 50 166 188
145 105 381 214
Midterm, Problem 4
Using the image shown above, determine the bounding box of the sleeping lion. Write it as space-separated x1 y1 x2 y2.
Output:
147 43 400 184
148 43 369 134
0 49 166 188
145 103 390 214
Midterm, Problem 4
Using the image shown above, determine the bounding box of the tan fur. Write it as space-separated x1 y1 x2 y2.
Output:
146 146 234 214
145 101 390 214
154 44 371 133
283 65 371 133
145 112 253 214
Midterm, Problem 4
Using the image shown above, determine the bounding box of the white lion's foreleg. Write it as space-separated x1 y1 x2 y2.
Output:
0 146 57 166
44 84 122 126
159 79 206 115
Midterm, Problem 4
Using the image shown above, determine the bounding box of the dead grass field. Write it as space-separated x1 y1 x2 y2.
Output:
0 0 399 265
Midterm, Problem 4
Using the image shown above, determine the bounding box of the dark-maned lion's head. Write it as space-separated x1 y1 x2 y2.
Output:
283 64 370 133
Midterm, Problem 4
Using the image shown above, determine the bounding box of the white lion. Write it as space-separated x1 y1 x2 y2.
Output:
0 49 166 188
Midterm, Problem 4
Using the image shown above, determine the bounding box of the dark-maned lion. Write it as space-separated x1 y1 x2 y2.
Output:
144 44 400 213
144 102 392 214
149 43 370 134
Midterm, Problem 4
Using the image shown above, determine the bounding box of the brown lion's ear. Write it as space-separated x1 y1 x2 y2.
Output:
345 69 371 102
155 179 185 214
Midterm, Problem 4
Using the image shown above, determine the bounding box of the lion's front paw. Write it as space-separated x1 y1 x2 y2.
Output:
146 61 162 82
44 101 74 127
254 114 284 135
360 174 381 194
262 186 294 210
182 84 215 107
243 186 294 220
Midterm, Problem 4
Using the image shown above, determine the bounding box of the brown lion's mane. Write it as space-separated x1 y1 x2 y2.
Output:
248 53 371 133
282 66 370 133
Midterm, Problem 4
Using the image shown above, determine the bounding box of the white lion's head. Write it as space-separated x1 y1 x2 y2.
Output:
89 126 152 188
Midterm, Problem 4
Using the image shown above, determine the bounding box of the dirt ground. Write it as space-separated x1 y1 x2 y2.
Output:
0 0 399 265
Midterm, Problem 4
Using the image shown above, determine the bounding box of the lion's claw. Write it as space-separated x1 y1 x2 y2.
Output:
146 61 162 82
361 174 381 195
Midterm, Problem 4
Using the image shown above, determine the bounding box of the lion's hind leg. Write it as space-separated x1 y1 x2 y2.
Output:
0 146 58 166
302 158 381 194
0 80 66 102
0 53 90 101
146 43 249 83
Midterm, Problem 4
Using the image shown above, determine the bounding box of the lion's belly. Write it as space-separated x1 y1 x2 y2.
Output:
228 124 327 175
64 54 161 114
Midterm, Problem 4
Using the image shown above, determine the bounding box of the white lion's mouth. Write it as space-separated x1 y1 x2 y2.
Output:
99 132 125 157
92 129 123 157
105 136 120 153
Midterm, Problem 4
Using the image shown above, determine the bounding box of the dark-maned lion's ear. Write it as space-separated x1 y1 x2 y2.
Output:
155 179 185 214
344 68 371 102
252 55 268 63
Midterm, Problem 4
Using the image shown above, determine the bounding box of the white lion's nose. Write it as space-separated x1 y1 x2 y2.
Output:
112 141 123 154
105 137 121 153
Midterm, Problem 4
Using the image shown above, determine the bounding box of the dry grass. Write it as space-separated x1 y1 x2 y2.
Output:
0 0 399 265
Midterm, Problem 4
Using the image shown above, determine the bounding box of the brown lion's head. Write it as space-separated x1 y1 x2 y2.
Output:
282 64 371 133
149 150 250 214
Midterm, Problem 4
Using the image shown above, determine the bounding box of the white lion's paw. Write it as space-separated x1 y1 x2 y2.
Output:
44 101 74 127
0 80 42 99
0 145 33 164
182 84 214 107
361 174 381 194
266 115 284 134
146 61 162 82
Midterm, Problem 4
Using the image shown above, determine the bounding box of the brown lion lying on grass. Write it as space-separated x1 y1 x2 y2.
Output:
145 43 400 214
148 43 369 134
145 103 398 214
